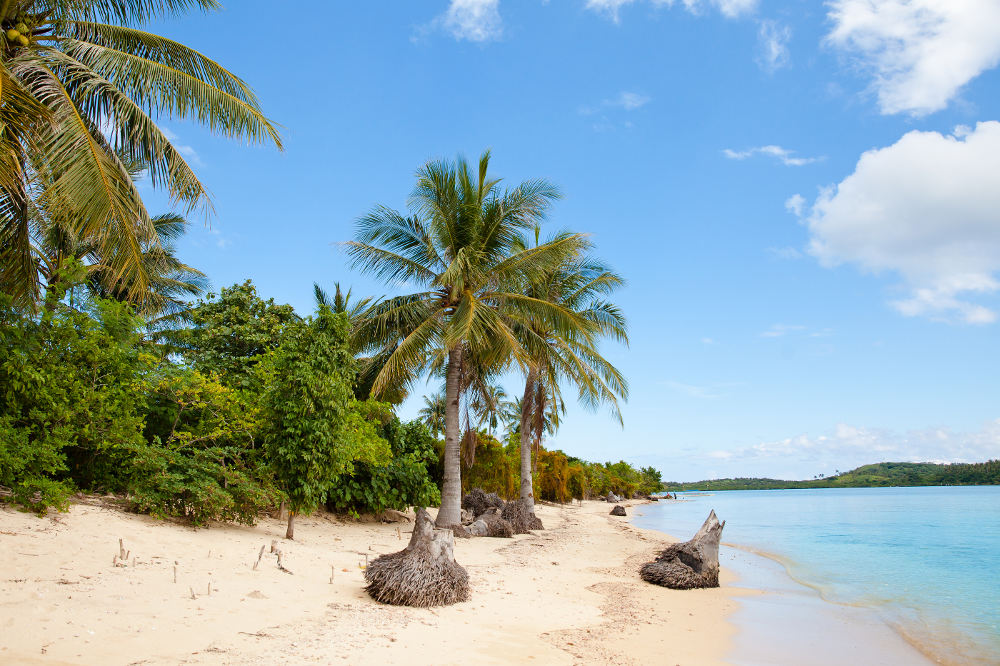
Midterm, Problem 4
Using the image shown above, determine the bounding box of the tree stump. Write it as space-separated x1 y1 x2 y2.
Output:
610 505 626 516
640 510 725 590
364 508 470 607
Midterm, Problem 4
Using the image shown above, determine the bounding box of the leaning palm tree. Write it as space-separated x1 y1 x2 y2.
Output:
1 0 281 308
345 150 589 527
512 231 630 514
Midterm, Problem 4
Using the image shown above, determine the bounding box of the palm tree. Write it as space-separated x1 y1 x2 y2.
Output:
345 150 588 527
512 232 629 513
417 391 446 439
1 0 281 308
471 382 506 437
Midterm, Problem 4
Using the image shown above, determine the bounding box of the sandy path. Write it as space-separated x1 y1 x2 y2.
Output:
0 499 743 665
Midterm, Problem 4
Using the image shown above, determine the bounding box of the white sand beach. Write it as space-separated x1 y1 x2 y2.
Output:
0 499 745 665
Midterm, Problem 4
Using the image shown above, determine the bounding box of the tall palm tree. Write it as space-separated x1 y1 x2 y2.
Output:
345 150 588 527
513 232 630 513
1 0 281 308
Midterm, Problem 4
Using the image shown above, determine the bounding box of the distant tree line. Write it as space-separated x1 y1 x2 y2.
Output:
664 461 1000 491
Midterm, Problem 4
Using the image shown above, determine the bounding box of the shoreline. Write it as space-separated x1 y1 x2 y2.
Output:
1 499 742 665
634 502 940 666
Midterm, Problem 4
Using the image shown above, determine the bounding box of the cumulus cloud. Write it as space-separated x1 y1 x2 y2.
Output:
723 145 821 166
756 19 790 71
706 421 1000 476
432 0 502 42
584 0 757 23
826 0 1000 115
798 121 1000 324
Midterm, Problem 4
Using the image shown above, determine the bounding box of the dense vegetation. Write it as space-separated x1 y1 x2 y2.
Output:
0 276 654 524
664 461 1000 491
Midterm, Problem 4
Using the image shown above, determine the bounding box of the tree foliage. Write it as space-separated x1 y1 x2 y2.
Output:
261 307 390 519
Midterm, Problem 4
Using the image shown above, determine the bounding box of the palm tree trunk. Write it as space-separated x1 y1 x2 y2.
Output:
519 367 538 514
285 510 295 540
435 346 464 527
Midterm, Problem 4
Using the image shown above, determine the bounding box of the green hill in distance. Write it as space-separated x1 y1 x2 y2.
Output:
664 460 1000 491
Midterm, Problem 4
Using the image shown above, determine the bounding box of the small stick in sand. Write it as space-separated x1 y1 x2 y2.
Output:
207 581 212 596
173 564 177 583
119 538 126 560
269 540 293 574
397 527 402 540
189 586 196 600
253 545 265 571
329 565 335 584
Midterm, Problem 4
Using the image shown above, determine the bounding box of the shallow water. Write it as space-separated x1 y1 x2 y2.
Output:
632 487 1000 665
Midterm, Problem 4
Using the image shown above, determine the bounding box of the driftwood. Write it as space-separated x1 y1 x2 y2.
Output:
610 505 626 517
640 510 725 590
379 509 413 524
605 492 622 503
364 508 470 607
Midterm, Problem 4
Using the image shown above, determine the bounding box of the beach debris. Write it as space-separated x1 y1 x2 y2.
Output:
605 492 622 503
253 545 265 571
364 508 470 607
379 509 413 524
479 508 514 538
640 510 725 590
467 519 490 537
189 586 197 600
462 488 504 520
269 540 293 575
610 505 627 517
501 498 541 534
173 563 178 583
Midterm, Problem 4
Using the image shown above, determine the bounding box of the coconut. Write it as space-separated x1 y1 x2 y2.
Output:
17 34 28 47
6 29 20 40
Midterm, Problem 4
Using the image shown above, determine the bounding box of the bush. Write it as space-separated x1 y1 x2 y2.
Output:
0 293 149 509
128 368 279 525
327 417 441 514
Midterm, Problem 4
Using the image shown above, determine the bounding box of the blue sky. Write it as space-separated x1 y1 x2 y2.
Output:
142 1 1000 480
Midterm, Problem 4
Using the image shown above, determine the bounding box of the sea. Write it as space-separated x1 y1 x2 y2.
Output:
633 487 1000 665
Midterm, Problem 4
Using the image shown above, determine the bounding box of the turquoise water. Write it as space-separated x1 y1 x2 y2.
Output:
633 487 1000 665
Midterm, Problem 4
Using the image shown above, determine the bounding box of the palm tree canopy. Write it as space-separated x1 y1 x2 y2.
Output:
514 229 630 427
345 150 592 400
1 0 281 308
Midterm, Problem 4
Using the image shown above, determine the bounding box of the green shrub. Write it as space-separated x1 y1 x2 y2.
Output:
128 368 279 525
327 417 441 514
0 293 148 509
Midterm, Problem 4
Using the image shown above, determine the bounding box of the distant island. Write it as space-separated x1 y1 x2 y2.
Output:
664 460 1000 491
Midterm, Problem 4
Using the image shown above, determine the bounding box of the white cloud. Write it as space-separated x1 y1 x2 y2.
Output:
580 90 651 115
706 421 1000 474
612 91 650 110
766 246 803 260
701 337 716 345
825 0 1000 115
756 20 790 71
784 193 806 217
724 145 821 166
437 0 502 42
760 323 806 338
801 121 1000 324
161 127 202 167
584 0 757 23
